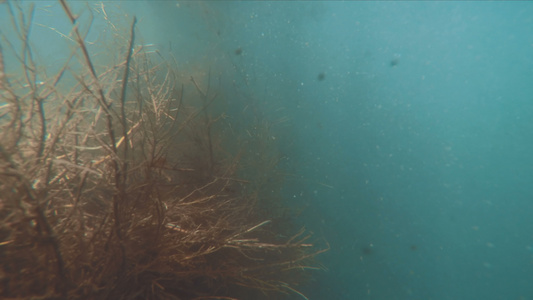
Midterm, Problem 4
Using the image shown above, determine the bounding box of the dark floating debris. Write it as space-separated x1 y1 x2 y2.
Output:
234 47 242 55
361 246 374 256
390 53 401 67
317 72 326 81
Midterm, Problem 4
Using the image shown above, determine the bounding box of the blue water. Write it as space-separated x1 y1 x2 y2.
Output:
3 1 533 299
217 2 533 299
287 3 533 299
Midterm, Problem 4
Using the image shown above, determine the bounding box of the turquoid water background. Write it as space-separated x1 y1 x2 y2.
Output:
2 1 533 299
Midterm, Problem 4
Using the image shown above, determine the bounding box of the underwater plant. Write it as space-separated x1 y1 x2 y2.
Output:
0 1 327 299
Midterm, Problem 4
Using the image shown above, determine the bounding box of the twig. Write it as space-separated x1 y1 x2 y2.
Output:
0 42 6 90
281 283 309 300
59 0 116 149
118 16 137 188
243 220 271 234
191 74 217 171
59 0 123 247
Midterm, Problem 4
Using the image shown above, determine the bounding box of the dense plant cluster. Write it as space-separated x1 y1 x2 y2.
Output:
0 1 326 299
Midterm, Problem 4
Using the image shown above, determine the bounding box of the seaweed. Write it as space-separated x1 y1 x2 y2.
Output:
0 1 327 299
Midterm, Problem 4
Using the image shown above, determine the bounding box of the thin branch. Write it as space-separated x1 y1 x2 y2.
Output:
118 16 137 188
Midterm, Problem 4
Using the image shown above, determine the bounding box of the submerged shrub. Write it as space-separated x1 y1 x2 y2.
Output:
0 1 326 299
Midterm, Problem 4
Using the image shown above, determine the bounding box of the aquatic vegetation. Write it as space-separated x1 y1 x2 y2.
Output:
0 1 327 299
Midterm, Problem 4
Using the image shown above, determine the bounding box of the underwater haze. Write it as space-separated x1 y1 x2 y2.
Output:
3 1 533 299
216 2 533 299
